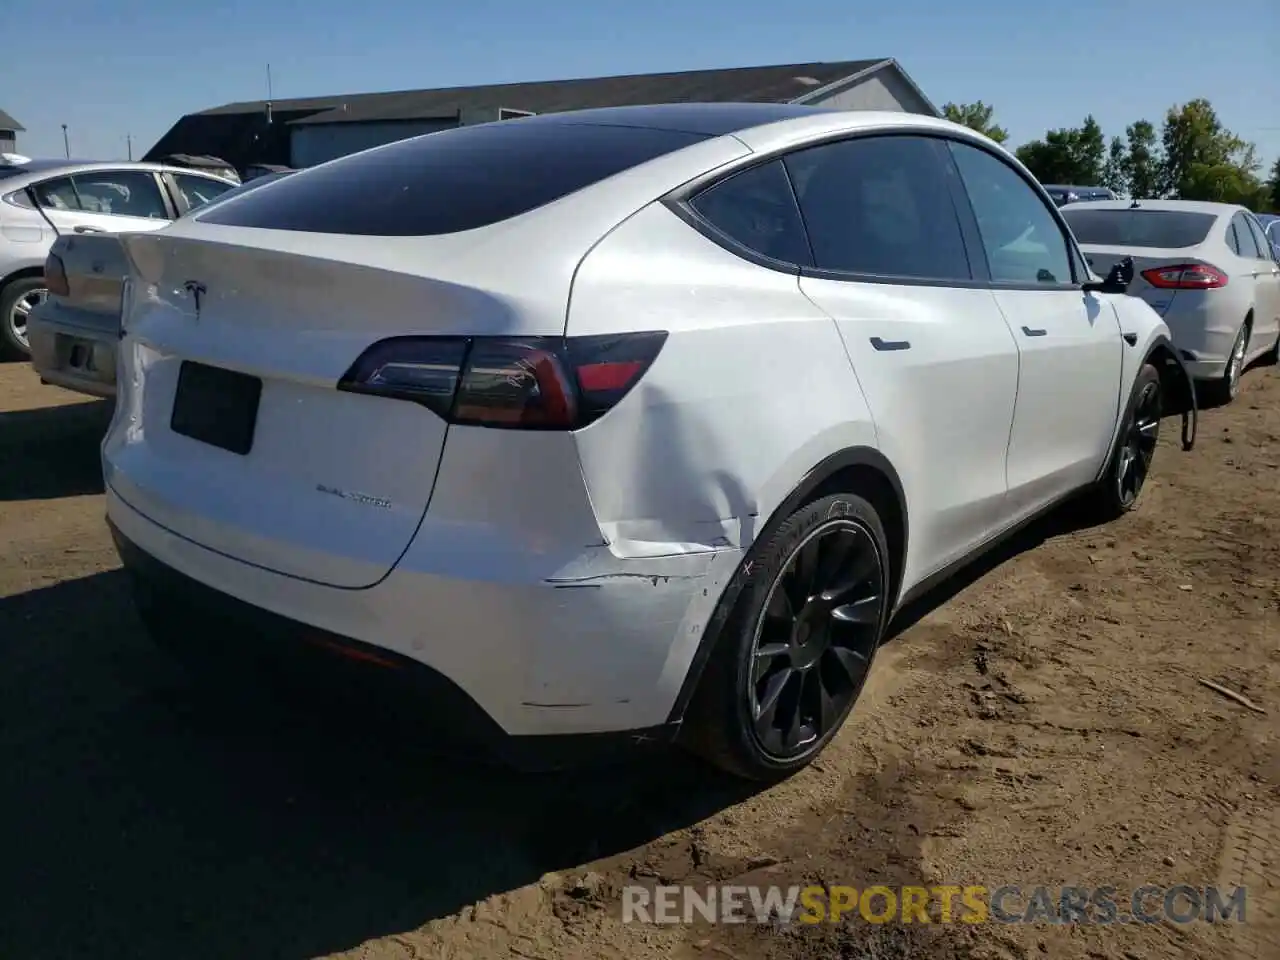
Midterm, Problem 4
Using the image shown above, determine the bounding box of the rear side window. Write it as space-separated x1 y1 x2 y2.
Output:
1232 212 1263 258
1061 209 1216 248
783 135 972 281
1243 216 1272 259
688 160 812 267
949 141 1074 285
197 121 710 236
172 173 235 213
27 171 169 219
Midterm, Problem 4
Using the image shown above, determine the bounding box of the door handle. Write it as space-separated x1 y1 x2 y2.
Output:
73 225 104 234
1021 326 1047 337
869 337 911 351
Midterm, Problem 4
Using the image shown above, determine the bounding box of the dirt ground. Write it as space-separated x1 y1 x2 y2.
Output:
0 356 1276 960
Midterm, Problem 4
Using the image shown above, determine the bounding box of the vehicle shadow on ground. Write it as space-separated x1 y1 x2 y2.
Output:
0 570 758 960
0 399 112 501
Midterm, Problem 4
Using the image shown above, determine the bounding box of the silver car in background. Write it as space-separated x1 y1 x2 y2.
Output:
0 158 237 358
26 171 295 398
1043 184 1117 207
1062 199 1280 402
1258 213 1280 260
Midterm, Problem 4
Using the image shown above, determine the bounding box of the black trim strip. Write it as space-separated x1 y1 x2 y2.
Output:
663 128 1095 294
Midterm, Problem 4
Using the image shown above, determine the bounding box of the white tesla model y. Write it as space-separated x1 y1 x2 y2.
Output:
103 104 1195 780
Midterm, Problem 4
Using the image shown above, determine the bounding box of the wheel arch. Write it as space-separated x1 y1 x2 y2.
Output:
1095 331 1195 487
667 444 909 724
1 264 45 292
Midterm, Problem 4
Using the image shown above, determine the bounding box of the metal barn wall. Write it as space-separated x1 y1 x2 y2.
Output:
811 71 934 114
289 119 456 167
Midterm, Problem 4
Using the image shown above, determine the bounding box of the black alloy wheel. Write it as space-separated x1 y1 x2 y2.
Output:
1115 377 1161 508
747 521 883 759
1085 361 1162 521
681 492 891 781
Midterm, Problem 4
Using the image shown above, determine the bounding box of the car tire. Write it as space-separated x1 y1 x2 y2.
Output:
0 277 47 360
1084 362 1162 522
1204 321 1249 405
681 492 890 782
1 276 46 360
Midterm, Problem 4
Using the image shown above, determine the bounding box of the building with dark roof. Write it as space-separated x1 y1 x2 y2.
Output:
0 110 24 156
145 59 938 173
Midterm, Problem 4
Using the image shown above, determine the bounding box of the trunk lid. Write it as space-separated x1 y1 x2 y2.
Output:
46 232 131 334
1078 243 1216 317
104 229 566 589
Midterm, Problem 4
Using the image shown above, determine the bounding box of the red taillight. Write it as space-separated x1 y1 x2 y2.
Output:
576 360 643 392
43 253 69 296
337 331 667 430
1140 263 1228 289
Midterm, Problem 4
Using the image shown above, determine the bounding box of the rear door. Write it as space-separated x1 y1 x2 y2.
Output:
28 169 174 236
789 134 1021 581
1224 213 1263 342
1241 213 1280 353
947 140 1122 517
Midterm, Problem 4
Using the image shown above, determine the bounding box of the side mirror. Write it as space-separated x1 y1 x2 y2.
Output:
1084 256 1134 295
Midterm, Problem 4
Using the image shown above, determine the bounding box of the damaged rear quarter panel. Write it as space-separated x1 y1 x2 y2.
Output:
567 201 879 559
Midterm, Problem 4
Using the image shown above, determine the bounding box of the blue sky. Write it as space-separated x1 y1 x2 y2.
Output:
5 0 1277 172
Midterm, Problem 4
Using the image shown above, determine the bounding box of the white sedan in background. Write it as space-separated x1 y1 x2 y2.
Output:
1063 199 1280 403
27 171 296 399
103 104 1195 781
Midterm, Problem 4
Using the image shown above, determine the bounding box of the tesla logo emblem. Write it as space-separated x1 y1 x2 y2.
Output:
183 280 207 316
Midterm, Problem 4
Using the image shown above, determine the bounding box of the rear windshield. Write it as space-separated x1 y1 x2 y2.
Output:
1062 209 1216 248
197 120 710 236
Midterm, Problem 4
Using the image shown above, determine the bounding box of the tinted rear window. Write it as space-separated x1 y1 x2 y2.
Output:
1062 209 1216 248
197 121 710 236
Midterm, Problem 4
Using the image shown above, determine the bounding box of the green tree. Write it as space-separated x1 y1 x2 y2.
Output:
1076 116 1106 185
1180 163 1265 205
1269 157 1280 212
941 101 1008 143
1122 120 1162 199
1015 116 1107 186
1159 99 1260 200
1102 136 1128 195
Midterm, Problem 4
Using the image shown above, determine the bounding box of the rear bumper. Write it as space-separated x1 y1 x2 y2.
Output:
27 309 118 399
105 484 742 746
1180 357 1229 381
1160 299 1244 382
110 518 682 770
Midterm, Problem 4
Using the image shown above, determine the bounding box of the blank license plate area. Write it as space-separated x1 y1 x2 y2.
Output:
170 361 262 455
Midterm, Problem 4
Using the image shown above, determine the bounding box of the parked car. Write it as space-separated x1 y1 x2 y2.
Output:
1062 199 1280 403
243 163 295 181
0 159 238 357
103 104 1194 781
1043 184 1117 207
156 154 241 185
1257 213 1280 259
26 171 295 397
